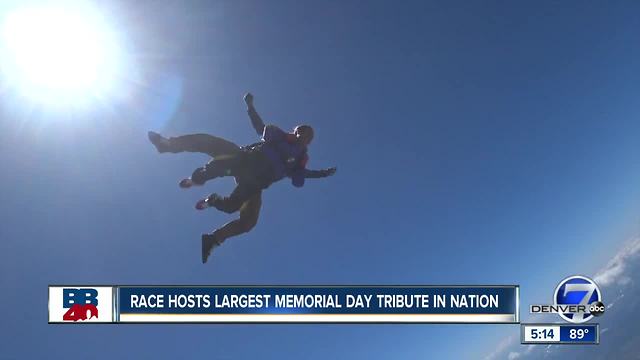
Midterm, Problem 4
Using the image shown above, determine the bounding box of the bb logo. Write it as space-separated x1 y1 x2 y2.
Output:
554 275 603 324
62 288 99 321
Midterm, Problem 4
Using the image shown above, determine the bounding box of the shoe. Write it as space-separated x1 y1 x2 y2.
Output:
148 131 171 153
195 198 209 210
179 178 195 189
195 193 220 210
202 233 221 263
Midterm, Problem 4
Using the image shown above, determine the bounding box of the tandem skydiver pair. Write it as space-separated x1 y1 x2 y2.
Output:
148 93 336 263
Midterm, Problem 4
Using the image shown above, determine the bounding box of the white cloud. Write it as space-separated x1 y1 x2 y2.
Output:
594 237 640 287
484 335 516 360
484 236 640 360
508 351 521 359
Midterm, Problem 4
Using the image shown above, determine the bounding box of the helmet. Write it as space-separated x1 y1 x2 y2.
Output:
293 125 314 145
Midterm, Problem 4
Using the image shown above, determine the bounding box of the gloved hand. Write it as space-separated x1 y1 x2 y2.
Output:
323 167 337 177
244 92 254 108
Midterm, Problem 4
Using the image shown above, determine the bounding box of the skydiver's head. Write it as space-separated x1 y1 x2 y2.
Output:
293 125 314 146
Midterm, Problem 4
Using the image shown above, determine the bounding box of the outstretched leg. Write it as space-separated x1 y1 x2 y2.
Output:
196 181 261 213
149 132 243 187
148 132 240 157
188 158 234 186
202 191 262 263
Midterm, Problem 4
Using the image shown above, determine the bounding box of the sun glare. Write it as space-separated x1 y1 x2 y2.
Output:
0 3 123 106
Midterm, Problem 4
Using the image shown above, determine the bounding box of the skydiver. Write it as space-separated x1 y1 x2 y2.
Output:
148 93 336 263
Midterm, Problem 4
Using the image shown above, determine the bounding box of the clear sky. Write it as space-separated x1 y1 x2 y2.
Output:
1 0 640 359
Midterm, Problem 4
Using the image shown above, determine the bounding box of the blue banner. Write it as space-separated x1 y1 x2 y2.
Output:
115 285 519 323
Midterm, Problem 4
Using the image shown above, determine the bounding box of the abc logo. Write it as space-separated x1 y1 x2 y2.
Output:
554 276 603 324
589 301 606 317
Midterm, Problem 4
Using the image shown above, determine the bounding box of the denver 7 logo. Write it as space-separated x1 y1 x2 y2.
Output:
554 276 602 324
63 288 99 321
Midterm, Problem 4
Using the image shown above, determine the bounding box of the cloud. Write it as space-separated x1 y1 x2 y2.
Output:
506 344 535 360
593 237 640 287
484 335 516 360
484 237 640 359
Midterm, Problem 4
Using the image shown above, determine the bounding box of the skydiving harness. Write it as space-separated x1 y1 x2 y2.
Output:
241 141 264 152
241 139 306 167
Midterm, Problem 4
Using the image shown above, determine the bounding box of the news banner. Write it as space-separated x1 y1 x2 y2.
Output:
50 286 518 323
49 276 604 345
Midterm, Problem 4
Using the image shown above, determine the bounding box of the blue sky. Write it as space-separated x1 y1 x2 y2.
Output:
1 0 640 358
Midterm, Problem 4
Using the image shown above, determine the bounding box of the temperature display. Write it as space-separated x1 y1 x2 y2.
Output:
560 326 598 343
521 324 599 344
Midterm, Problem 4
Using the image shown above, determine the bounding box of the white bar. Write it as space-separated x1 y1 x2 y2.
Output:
119 313 516 323
523 325 561 342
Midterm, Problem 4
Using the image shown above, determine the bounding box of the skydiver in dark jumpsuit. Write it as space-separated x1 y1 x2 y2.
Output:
148 93 336 263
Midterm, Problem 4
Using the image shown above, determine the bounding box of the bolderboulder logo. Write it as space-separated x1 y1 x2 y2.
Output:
530 275 605 324
62 288 99 321
49 286 114 323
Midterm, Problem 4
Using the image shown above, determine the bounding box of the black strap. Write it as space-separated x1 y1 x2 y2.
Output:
241 142 264 152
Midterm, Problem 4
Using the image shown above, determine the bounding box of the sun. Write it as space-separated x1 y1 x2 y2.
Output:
0 2 123 106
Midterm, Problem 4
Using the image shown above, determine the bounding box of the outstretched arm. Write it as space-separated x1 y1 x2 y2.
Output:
290 167 336 187
290 153 336 187
304 167 337 179
244 93 265 135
